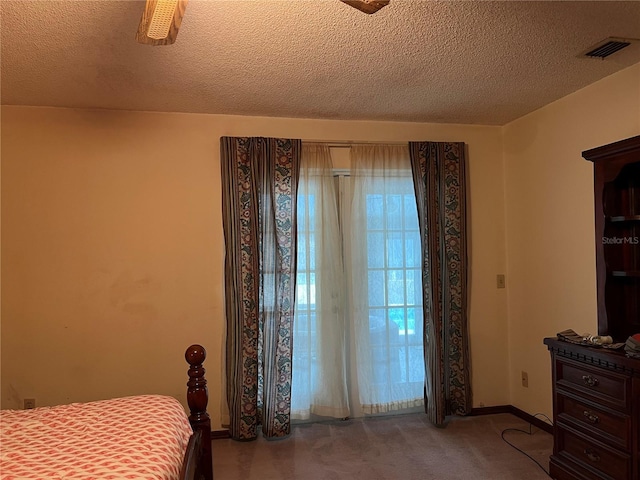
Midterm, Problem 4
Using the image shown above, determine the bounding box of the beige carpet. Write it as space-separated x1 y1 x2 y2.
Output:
213 413 553 479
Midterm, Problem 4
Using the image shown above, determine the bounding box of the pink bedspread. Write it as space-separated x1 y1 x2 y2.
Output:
1 395 192 479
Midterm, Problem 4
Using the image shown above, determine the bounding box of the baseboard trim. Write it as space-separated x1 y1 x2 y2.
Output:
470 405 553 434
211 429 231 440
469 405 512 416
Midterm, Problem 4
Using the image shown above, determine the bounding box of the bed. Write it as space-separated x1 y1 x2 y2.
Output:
0 344 213 480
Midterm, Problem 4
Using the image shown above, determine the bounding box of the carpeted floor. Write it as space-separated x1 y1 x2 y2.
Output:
213 413 553 479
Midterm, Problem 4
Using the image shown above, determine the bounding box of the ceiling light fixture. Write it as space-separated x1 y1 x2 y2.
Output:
135 0 389 47
136 0 188 46
340 0 390 14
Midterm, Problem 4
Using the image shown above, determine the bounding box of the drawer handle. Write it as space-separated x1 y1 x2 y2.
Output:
584 448 601 463
583 410 600 424
582 375 599 387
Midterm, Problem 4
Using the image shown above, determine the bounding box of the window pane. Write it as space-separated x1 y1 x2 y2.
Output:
369 317 388 347
366 194 384 230
368 232 385 268
406 269 422 306
398 346 408 383
405 232 421 268
296 312 310 336
368 270 385 306
386 194 402 230
309 235 316 270
387 270 405 305
308 196 316 230
369 310 387 346
309 272 316 307
370 347 389 385
298 235 307 270
406 307 419 336
386 346 402 383
404 195 419 230
408 346 424 382
297 196 306 230
387 232 404 268
297 272 309 306
388 308 405 335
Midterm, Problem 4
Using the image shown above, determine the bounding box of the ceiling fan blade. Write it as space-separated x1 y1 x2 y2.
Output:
340 0 390 14
136 0 188 46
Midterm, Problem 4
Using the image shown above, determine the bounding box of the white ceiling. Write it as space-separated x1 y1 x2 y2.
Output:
1 0 640 125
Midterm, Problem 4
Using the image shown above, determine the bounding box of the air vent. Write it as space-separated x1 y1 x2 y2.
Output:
584 38 631 59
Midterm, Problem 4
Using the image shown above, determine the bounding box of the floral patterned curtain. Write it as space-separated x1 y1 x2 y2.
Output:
220 136 301 440
409 141 471 427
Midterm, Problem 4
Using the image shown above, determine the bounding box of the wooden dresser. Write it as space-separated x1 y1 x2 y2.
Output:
544 338 640 480
545 136 640 480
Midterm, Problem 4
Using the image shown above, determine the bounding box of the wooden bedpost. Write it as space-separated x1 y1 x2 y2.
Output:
185 344 213 480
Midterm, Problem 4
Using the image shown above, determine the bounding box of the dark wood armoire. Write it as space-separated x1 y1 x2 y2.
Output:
545 135 640 480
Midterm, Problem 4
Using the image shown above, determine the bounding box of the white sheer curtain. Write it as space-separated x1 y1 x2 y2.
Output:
347 145 425 414
291 145 350 420
292 144 425 419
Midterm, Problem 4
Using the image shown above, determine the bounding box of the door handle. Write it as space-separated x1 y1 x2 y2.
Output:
582 375 599 387
584 448 601 463
583 410 600 424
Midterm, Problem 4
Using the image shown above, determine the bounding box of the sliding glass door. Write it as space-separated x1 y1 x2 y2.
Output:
292 145 425 420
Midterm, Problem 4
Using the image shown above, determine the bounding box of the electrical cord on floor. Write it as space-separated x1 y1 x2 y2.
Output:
500 413 554 478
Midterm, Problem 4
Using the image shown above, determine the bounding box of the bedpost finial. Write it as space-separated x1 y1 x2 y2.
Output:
185 344 206 366
184 344 213 480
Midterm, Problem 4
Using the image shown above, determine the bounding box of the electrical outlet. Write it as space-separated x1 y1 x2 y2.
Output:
497 274 506 289
521 371 529 388
24 398 36 409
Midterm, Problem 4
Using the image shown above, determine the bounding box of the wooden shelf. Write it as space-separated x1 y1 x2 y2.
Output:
607 215 640 223
610 270 640 277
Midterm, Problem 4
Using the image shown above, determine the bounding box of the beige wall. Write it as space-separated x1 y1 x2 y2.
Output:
502 63 640 418
1 107 508 428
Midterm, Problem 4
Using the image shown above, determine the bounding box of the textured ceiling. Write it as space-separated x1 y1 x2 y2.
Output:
1 0 640 125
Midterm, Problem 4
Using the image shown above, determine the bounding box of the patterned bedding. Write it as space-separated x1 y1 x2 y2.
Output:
0 395 192 479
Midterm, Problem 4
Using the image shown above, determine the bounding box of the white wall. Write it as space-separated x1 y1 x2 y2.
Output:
503 63 640 417
1 107 508 428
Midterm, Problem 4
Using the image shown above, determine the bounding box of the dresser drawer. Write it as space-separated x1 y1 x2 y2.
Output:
557 393 631 450
557 425 632 480
556 357 632 411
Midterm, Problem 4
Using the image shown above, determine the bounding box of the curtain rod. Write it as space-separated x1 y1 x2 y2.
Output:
303 140 408 148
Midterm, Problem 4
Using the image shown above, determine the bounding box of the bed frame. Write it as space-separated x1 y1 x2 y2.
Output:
181 344 214 480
